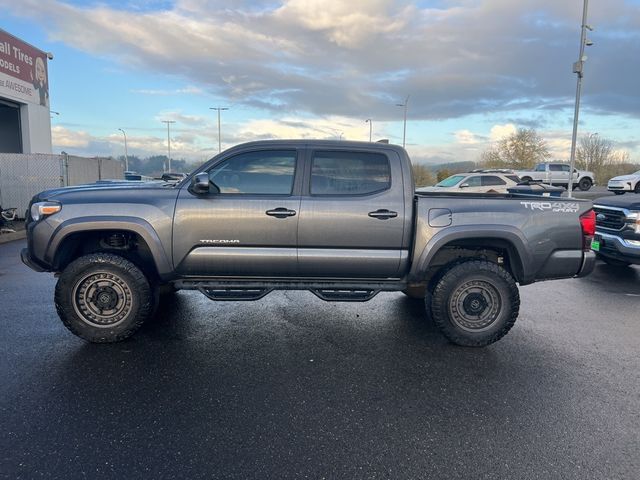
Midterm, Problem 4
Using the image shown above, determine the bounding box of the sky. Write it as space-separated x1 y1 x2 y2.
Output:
3 0 640 166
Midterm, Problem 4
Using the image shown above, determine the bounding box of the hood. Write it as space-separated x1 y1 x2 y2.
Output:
609 174 639 182
33 180 175 202
593 195 640 210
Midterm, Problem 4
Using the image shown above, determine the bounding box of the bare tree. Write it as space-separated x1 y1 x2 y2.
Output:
412 163 435 187
576 134 613 171
479 128 550 169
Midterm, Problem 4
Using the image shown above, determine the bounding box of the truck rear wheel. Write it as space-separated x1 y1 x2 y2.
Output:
431 260 520 347
55 253 155 343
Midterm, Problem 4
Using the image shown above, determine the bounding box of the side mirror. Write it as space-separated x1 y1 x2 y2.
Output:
191 172 213 194
459 183 470 188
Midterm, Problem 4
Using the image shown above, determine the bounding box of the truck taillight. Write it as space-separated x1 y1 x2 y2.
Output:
580 209 595 249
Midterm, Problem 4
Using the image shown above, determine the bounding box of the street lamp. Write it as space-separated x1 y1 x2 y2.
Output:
161 120 176 172
210 107 229 153
396 95 410 148
118 128 129 172
365 119 372 142
568 0 594 198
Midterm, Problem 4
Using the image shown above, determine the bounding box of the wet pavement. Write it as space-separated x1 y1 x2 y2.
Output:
1 239 638 479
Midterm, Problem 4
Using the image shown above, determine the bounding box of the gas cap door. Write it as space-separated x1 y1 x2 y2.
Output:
428 208 452 227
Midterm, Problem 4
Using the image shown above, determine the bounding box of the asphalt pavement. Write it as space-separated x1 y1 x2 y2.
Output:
0 239 638 479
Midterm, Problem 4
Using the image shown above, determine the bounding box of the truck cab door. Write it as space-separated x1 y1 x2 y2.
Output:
296 148 408 278
173 148 302 277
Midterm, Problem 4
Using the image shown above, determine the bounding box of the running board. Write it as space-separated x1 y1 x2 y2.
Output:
198 287 273 301
310 289 380 302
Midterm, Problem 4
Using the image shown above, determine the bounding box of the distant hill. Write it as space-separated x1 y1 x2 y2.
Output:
421 161 477 173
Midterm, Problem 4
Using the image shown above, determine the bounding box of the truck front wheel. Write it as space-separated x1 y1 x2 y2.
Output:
431 260 520 347
55 253 156 343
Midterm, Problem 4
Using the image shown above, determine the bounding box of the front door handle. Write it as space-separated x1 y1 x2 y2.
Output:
266 207 297 218
368 209 398 220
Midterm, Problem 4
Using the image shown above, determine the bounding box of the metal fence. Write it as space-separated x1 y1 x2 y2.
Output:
0 153 124 218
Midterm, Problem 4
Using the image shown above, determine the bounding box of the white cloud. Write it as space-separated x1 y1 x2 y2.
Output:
489 124 518 142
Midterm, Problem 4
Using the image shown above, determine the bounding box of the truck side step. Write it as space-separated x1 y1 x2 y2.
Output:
310 289 380 302
198 287 273 301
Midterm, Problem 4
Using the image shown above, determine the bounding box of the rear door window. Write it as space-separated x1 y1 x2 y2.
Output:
482 176 507 186
310 151 391 195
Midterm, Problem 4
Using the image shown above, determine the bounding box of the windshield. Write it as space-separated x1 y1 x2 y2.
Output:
436 175 466 187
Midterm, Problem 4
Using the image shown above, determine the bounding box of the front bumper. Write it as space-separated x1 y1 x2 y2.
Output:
594 231 640 265
21 248 48 272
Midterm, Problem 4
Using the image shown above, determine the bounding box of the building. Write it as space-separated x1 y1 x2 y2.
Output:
0 28 52 154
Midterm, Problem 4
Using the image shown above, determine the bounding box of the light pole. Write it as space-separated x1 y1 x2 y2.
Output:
118 128 129 171
568 0 593 198
161 120 175 172
210 107 229 153
365 119 372 142
396 95 409 148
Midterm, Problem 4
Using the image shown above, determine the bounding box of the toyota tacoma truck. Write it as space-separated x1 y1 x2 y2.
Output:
21 140 596 347
518 162 595 191
592 196 640 266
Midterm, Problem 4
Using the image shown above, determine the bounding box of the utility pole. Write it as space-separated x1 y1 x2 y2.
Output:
161 120 175 172
396 95 410 148
210 107 229 153
118 128 129 171
568 0 593 198
365 119 372 142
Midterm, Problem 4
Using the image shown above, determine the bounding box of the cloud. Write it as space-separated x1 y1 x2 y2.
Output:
10 0 640 122
130 85 204 95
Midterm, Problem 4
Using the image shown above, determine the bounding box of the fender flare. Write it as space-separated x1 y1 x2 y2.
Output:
46 216 173 277
410 225 534 284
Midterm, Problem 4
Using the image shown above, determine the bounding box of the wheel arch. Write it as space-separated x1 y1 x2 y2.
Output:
47 217 172 279
410 227 532 285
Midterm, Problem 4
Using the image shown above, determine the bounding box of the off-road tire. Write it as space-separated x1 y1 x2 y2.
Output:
431 260 520 347
520 176 532 183
55 253 155 343
578 178 593 191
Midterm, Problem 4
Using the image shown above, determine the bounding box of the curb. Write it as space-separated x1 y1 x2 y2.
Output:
0 230 26 244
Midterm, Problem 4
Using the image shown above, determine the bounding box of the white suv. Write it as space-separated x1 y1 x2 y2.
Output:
417 172 520 194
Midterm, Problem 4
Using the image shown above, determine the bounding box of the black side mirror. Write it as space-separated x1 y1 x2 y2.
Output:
192 172 214 194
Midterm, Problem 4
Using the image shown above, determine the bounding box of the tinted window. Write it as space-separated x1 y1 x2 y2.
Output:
506 175 521 183
482 175 507 186
464 176 482 187
207 151 296 194
311 151 390 195
549 164 562 171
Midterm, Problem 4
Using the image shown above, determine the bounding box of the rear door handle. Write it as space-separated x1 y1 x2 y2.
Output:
266 207 297 218
368 209 398 220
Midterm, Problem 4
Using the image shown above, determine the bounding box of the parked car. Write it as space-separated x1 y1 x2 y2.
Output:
517 162 594 191
592 196 640 266
417 172 521 194
22 140 595 347
607 170 640 195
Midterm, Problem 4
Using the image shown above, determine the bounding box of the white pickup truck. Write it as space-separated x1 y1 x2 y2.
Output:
517 162 595 191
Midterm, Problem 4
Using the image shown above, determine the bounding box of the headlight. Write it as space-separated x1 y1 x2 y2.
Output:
30 201 62 222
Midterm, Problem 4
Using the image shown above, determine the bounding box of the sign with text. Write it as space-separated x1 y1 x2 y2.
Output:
0 29 49 107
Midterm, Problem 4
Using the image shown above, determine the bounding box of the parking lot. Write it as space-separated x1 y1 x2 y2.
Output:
0 238 638 479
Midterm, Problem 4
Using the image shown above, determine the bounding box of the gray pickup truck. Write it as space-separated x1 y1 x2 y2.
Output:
21 140 596 346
